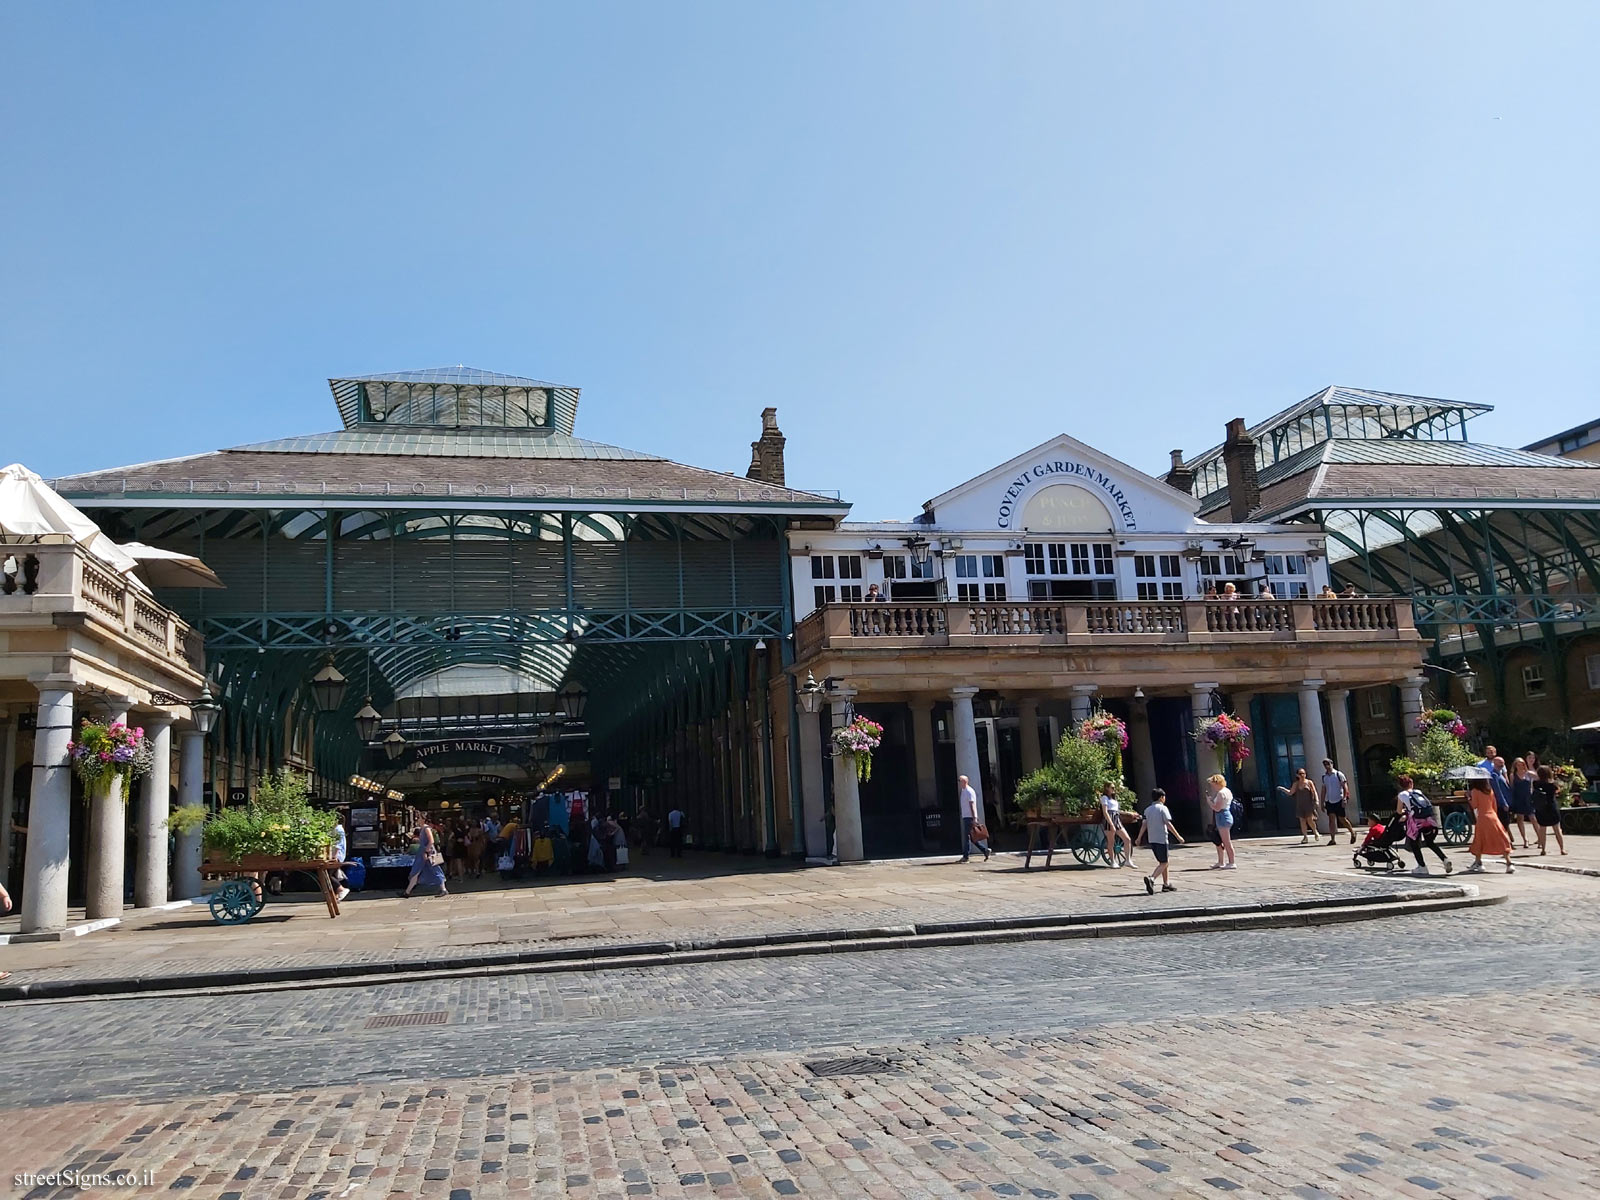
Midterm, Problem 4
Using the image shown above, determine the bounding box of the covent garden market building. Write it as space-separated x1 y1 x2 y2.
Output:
7 368 1509 929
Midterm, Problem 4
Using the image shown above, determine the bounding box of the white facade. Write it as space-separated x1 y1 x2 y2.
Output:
792 433 1330 619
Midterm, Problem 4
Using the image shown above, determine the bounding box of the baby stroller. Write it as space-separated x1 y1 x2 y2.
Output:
1353 817 1408 871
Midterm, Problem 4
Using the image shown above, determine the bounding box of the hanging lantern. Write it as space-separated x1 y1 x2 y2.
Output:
310 654 347 714
383 729 407 762
558 681 588 720
191 684 221 735
354 697 383 743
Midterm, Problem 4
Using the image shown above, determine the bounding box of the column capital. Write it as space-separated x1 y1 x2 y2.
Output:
1070 684 1099 697
141 712 177 729
949 686 980 701
907 696 936 713
1300 678 1326 690
1190 681 1220 693
1324 687 1351 700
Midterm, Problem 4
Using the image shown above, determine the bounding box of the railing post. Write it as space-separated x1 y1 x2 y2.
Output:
947 603 972 637
1291 601 1315 638
1063 604 1089 638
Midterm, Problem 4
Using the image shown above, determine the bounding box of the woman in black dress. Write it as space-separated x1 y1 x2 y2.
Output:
1508 757 1536 850
1532 765 1567 857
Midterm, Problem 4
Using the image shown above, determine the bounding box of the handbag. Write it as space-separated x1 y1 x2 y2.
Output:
1207 824 1223 845
970 822 990 843
425 849 444 867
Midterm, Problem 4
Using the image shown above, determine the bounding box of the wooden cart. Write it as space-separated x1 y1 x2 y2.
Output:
1022 811 1139 869
201 854 343 924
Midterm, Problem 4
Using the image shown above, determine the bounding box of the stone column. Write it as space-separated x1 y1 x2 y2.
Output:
950 686 985 817
1298 681 1330 777
1399 677 1426 753
909 698 938 809
1190 683 1219 774
1069 685 1098 725
830 688 864 861
135 716 173 909
1326 689 1362 817
797 706 828 859
1017 698 1043 776
173 729 207 901
1230 692 1261 794
0 711 15 892
86 701 132 920
21 685 74 933
1128 698 1158 803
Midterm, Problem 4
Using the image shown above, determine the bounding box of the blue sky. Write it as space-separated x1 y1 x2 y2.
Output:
3 2 1595 518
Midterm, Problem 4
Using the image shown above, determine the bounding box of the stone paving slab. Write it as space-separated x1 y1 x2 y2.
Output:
4 985 1597 1198
0 835 1515 996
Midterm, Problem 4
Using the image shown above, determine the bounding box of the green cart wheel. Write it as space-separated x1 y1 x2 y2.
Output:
1070 825 1104 865
1107 835 1131 868
1442 811 1471 845
209 878 261 925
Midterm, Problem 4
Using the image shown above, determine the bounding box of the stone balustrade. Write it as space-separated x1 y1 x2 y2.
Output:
793 597 1417 659
1 539 201 671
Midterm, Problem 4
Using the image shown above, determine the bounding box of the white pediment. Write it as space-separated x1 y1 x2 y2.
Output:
922 433 1201 534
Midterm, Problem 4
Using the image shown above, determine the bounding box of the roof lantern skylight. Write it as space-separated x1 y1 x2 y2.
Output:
329 367 581 436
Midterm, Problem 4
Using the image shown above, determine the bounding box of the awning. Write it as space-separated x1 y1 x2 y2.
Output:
117 541 226 590
0 461 145 580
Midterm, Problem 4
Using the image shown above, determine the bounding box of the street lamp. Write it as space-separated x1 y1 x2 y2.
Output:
906 536 933 577
191 684 221 735
558 680 588 720
354 697 383 743
310 654 347 714
798 671 824 715
383 729 407 762
407 758 427 780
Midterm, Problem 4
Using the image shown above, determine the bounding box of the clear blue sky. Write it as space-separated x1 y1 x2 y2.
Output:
3 2 1596 518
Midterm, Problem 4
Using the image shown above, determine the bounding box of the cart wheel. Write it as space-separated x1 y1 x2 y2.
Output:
1070 825 1104 866
246 879 266 916
208 879 259 925
1108 836 1130 868
1442 811 1471 845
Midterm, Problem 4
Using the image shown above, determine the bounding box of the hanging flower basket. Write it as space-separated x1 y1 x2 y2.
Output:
67 720 153 792
1194 712 1251 774
1415 708 1468 738
1078 710 1129 772
832 716 884 782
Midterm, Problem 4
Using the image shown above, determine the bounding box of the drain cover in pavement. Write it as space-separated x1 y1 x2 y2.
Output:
365 1011 449 1029
804 1056 897 1078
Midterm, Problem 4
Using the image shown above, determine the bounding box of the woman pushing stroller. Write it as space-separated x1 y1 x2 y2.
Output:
1395 774 1453 878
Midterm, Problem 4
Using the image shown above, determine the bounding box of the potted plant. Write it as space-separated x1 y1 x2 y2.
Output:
832 716 884 782
202 769 338 863
1389 725 1478 796
1194 712 1252 775
67 719 153 791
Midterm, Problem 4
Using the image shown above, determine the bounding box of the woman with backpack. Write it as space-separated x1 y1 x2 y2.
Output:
1204 773 1237 870
1395 774 1453 877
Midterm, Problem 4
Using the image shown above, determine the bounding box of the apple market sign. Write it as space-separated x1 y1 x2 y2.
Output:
996 460 1138 531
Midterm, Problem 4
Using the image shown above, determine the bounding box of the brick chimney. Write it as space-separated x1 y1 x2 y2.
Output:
746 407 786 485
1222 417 1260 522
1163 449 1195 495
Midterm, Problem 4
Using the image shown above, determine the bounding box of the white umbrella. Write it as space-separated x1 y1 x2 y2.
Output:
117 541 225 590
0 462 142 577
1442 765 1492 781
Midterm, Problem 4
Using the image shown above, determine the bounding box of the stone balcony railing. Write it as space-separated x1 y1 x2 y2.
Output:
1 539 202 671
793 597 1417 660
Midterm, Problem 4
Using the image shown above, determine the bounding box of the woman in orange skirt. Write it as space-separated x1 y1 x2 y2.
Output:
1464 776 1514 874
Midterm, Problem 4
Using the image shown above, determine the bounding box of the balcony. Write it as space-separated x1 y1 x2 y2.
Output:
793 597 1417 660
1 539 203 676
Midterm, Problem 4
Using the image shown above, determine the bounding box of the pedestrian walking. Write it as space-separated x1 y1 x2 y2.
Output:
1137 788 1184 894
666 805 686 857
1490 756 1515 824
1278 768 1320 843
958 775 990 862
1319 758 1357 844
633 806 657 856
1396 774 1452 876
1532 765 1567 857
1205 773 1237 869
1463 777 1515 874
400 820 449 898
1099 779 1133 867
331 812 350 902
1508 757 1537 849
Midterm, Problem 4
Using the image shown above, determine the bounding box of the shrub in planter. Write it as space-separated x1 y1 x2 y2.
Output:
202 769 337 862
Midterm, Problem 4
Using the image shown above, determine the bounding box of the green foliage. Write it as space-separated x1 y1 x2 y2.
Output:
1014 733 1132 817
202 768 337 862
163 805 207 836
1389 726 1478 793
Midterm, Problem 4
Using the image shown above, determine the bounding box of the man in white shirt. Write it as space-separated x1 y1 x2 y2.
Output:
1135 788 1184 894
331 814 351 902
1319 757 1357 845
667 806 686 858
958 776 989 862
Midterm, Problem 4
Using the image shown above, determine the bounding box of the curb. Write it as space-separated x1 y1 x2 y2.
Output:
0 886 1500 1004
1511 859 1600 878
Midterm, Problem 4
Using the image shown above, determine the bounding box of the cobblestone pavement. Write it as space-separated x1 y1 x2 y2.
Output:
3 833 1558 989
3 871 1600 1198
